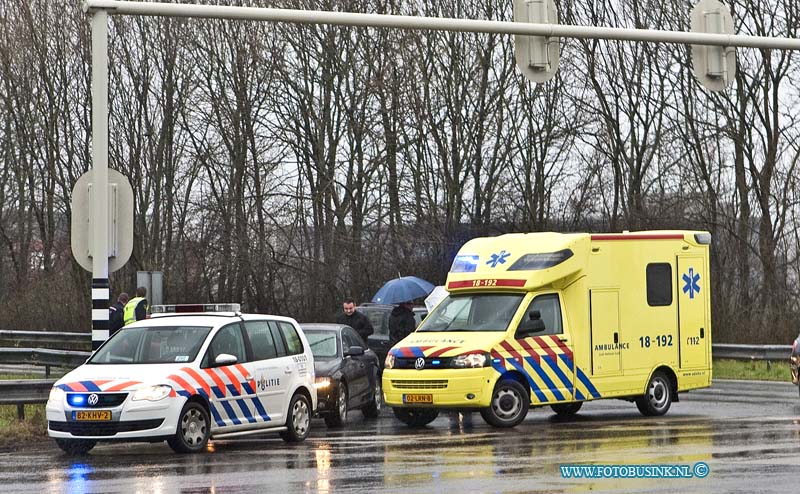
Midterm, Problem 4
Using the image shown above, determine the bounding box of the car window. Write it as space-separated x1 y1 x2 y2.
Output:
89 326 211 364
279 322 304 355
342 327 364 348
361 309 389 337
204 323 247 366
268 321 287 357
520 293 564 336
305 330 339 359
244 321 278 361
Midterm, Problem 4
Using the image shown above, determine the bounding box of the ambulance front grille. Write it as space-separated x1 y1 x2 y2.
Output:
391 379 448 389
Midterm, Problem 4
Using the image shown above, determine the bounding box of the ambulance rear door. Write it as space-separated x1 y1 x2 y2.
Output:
677 255 708 368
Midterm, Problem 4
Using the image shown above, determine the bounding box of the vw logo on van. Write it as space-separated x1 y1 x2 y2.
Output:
87 393 99 406
415 357 425 370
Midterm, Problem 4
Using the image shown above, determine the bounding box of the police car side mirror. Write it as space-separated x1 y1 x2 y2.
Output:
214 353 238 366
344 345 365 357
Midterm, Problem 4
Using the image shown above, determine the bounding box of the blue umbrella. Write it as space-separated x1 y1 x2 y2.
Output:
372 276 435 304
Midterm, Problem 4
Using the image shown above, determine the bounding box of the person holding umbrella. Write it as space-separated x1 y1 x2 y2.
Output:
389 301 417 347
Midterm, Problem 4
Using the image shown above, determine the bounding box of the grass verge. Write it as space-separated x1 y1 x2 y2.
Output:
712 358 791 382
0 404 47 450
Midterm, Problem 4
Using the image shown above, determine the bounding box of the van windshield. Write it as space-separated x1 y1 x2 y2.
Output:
417 294 524 332
89 326 212 364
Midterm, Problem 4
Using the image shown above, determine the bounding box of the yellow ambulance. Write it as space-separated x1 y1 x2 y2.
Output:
382 231 712 427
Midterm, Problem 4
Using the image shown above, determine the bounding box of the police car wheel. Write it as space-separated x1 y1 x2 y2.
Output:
55 438 96 455
362 371 382 419
392 407 439 427
281 393 311 442
635 371 672 416
480 379 529 428
324 382 348 427
550 401 583 417
167 401 210 453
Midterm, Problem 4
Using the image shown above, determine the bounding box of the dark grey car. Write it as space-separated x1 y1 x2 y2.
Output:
301 324 382 427
358 304 427 367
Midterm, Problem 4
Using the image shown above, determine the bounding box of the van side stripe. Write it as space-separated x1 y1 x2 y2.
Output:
528 358 565 401
219 366 242 395
510 357 547 402
499 341 524 365
517 339 541 364
235 399 257 424
209 403 225 427
168 375 197 395
542 355 573 396
575 367 601 398
547 335 573 360
250 397 269 421
533 337 558 361
219 400 241 425
204 369 228 396
182 368 211 397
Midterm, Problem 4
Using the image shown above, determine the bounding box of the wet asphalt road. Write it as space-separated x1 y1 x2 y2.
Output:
1 379 799 494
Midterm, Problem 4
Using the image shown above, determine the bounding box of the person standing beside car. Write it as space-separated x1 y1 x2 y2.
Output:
389 301 416 347
335 298 374 342
124 286 149 326
109 292 129 335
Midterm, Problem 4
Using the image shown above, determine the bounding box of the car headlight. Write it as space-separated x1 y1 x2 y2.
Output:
49 386 65 403
315 377 332 389
132 385 172 401
384 354 395 369
451 353 490 368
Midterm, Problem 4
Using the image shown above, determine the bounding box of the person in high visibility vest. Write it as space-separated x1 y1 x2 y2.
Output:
124 286 149 326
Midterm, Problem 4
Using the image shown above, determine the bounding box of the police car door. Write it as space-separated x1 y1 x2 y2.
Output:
242 320 286 424
202 323 257 430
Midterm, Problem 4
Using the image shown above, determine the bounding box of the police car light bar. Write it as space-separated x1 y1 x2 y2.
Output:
151 304 241 314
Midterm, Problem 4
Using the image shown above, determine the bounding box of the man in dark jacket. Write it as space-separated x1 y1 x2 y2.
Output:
109 292 129 336
389 301 416 346
335 298 374 343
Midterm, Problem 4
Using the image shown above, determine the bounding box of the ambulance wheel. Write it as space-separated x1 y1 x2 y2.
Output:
324 382 348 427
550 401 583 417
362 371 382 419
636 371 672 416
168 401 210 453
392 407 439 427
480 379 529 428
55 438 96 455
281 393 311 442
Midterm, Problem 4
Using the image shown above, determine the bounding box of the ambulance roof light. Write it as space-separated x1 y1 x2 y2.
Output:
151 303 241 314
694 233 712 245
508 249 573 271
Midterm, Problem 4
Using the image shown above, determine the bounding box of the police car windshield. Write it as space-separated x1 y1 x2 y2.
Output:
304 330 339 359
417 294 524 332
89 326 212 365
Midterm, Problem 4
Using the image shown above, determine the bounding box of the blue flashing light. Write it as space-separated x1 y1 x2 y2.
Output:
432 360 441 365
67 394 86 407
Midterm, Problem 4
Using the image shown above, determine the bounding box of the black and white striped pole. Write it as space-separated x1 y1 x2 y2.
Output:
71 8 133 351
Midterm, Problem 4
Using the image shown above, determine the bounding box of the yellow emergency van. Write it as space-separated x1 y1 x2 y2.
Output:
382 231 712 427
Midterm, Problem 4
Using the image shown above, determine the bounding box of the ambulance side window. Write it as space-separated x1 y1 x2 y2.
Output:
646 263 673 306
521 294 563 336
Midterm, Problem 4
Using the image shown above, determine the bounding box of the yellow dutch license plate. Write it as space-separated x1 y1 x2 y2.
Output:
403 394 433 404
73 410 112 421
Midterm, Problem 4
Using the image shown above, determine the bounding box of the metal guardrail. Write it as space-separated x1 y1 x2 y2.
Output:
712 344 791 361
0 379 56 419
0 347 90 378
0 330 89 349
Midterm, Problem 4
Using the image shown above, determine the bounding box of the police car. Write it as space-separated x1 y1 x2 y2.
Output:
46 304 316 454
